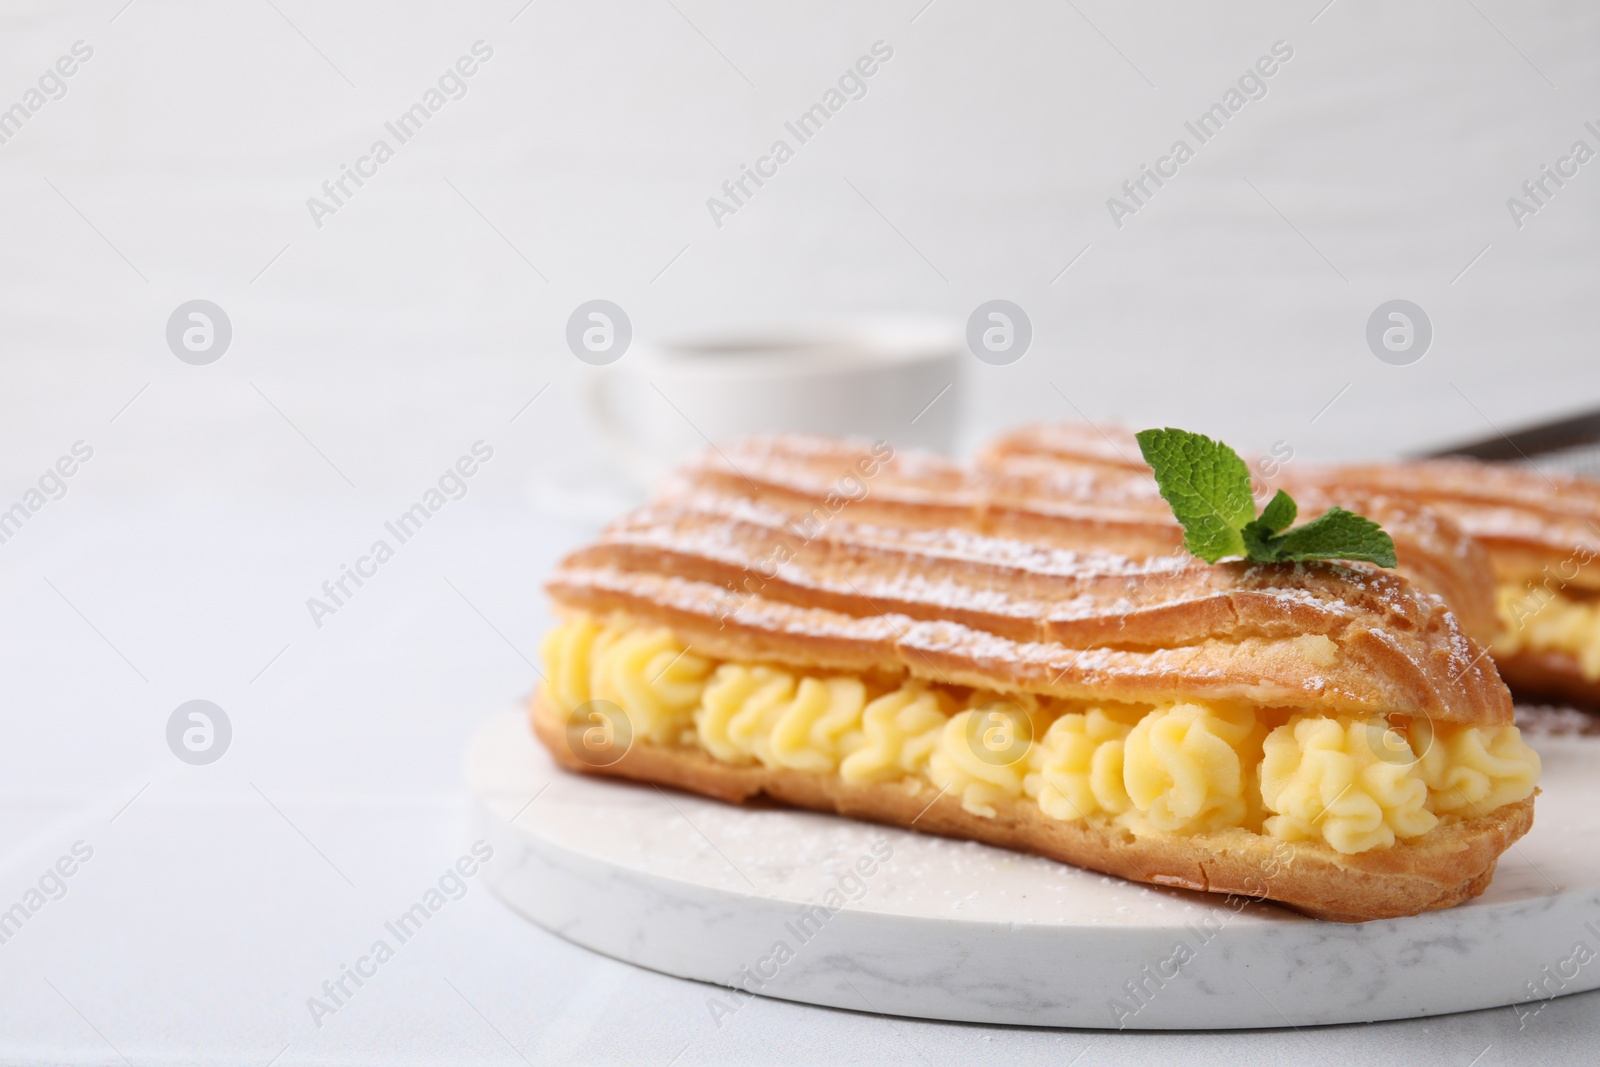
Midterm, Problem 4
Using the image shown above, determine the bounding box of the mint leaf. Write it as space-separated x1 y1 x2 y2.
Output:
1239 489 1300 558
1258 489 1297 533
1135 428 1256 563
1137 427 1398 568
1270 506 1398 567
1240 518 1283 561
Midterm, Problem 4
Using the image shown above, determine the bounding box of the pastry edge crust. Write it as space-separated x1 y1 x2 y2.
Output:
545 582 1514 726
1497 649 1600 709
530 694 1534 923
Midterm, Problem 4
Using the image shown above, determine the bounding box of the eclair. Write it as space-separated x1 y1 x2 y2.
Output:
533 436 1538 922
972 426 1500 646
1291 459 1600 707
982 423 1600 707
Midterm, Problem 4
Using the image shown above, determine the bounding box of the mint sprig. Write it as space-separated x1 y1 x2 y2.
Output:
1135 427 1397 568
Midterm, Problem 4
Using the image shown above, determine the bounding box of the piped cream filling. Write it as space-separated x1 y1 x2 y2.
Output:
541 614 1539 855
1493 582 1600 680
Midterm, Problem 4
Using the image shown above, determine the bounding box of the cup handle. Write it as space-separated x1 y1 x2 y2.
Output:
584 372 658 488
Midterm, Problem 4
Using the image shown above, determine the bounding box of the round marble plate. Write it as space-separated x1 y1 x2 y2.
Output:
469 709 1600 1029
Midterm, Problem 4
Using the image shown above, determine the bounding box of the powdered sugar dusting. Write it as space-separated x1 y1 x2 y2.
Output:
549 433 1511 720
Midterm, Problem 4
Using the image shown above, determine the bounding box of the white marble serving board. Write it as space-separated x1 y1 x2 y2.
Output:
468 709 1600 1030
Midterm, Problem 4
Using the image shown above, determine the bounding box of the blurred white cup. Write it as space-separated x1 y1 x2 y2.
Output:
586 318 962 489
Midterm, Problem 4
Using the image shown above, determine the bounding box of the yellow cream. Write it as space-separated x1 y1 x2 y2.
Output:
1260 716 1437 854
1122 703 1269 836
1024 707 1138 821
541 614 1540 855
1413 719 1542 817
838 684 948 784
926 701 1045 817
1493 582 1600 680
541 614 713 746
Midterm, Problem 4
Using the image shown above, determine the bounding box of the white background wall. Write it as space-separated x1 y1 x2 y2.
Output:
3 0 1597 505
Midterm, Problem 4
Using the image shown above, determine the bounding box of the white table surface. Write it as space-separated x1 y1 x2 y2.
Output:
3 0 1599 1062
